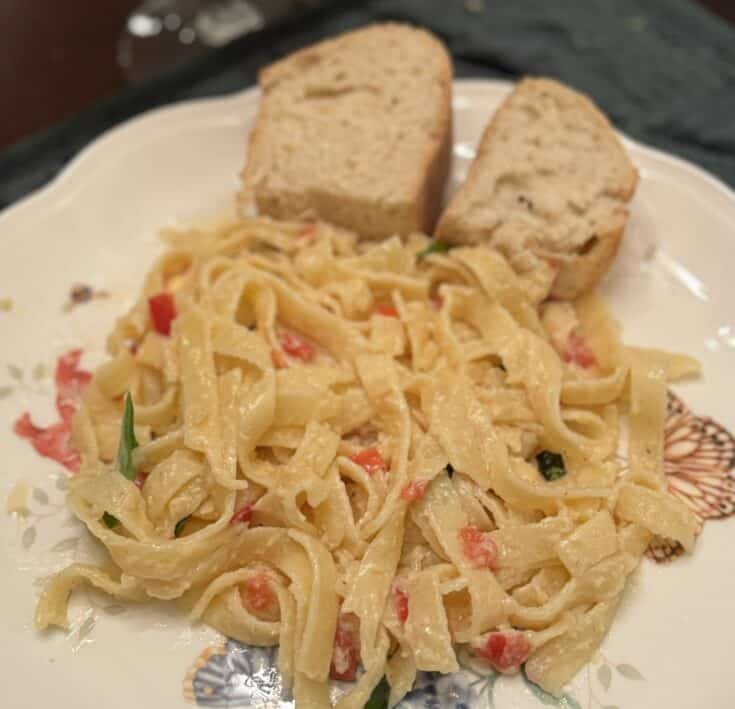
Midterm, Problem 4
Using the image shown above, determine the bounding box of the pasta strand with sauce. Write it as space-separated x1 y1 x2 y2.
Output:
35 216 699 703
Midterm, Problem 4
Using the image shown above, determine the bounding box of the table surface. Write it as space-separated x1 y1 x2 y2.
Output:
1 0 734 151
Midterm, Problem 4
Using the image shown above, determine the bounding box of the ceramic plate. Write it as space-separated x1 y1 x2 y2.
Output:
1 80 735 709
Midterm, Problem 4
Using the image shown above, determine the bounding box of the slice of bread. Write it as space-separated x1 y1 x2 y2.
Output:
240 23 452 240
436 78 638 299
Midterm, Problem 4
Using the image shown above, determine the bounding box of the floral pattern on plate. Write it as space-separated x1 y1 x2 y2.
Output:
183 641 290 707
183 641 646 708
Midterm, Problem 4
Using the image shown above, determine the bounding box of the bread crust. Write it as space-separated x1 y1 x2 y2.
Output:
551 221 624 299
411 37 453 235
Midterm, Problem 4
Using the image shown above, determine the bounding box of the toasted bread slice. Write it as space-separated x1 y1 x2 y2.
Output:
240 23 452 240
436 78 638 299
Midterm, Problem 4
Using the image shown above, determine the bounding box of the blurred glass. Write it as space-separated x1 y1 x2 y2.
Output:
118 0 322 83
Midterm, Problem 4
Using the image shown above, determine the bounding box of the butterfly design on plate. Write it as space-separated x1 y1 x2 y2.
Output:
647 391 735 562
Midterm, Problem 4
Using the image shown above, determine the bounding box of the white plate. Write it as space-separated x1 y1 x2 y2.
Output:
2 79 735 709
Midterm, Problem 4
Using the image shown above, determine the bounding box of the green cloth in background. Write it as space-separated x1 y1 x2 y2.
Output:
382 0 735 184
1 0 733 208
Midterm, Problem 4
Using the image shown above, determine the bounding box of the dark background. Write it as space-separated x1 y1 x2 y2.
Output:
1 0 734 208
1 0 733 150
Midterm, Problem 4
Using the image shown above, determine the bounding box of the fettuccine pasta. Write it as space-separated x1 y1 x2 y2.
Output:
36 216 699 703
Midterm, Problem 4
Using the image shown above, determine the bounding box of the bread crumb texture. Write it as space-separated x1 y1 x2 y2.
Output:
438 78 637 256
242 23 452 239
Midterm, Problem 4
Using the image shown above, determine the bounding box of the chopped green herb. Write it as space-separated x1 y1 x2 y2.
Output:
174 515 191 538
536 450 567 481
102 512 118 528
417 241 450 259
364 676 390 709
446 463 455 479
116 392 138 480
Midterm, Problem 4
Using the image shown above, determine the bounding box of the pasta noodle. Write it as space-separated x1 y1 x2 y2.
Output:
35 216 700 704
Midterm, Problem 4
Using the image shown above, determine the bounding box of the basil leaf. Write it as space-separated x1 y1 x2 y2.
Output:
174 515 191 538
446 463 455 479
364 676 390 709
116 392 139 480
536 450 567 481
417 241 450 259
102 512 119 528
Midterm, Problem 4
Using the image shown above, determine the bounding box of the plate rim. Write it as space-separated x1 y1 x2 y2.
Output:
2 76 735 709
1 78 734 230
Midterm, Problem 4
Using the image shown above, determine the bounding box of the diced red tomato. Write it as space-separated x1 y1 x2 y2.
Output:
55 348 92 423
562 330 597 368
134 471 149 489
295 224 318 250
14 413 80 472
460 525 498 569
297 221 318 242
230 502 254 525
350 447 388 475
240 572 275 613
271 349 288 369
401 480 427 503
279 331 315 361
330 612 361 681
394 587 409 624
375 304 398 318
476 631 530 673
14 349 92 473
148 292 177 336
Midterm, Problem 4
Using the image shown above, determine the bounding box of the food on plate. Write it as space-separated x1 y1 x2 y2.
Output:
25 21 707 709
35 215 699 706
436 78 638 299
240 23 452 240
